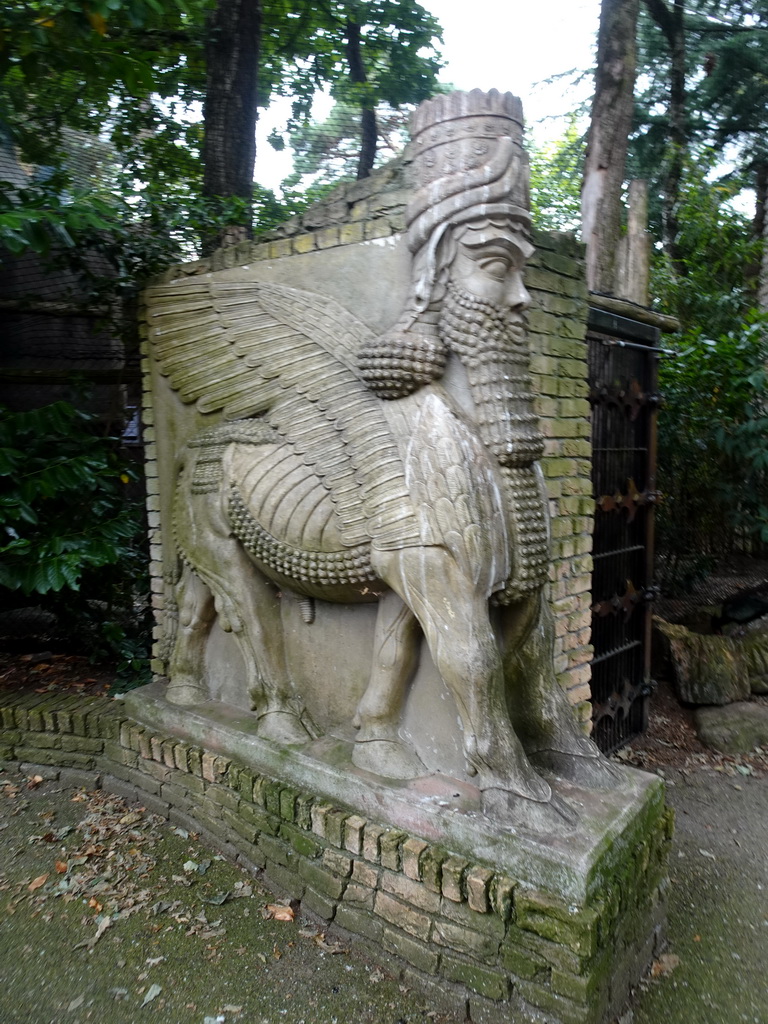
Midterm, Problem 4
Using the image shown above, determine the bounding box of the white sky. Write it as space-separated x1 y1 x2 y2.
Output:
255 0 601 191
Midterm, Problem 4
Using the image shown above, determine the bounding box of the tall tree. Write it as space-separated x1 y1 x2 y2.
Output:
640 0 686 271
263 1 443 182
1 0 442 262
201 0 261 251
582 0 640 294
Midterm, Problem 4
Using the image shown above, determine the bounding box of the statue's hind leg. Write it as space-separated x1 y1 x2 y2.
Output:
174 484 312 744
167 562 215 706
499 591 623 787
197 536 313 745
352 588 426 779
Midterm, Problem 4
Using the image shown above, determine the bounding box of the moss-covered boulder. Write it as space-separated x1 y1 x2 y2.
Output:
694 702 768 753
739 632 768 694
654 618 750 705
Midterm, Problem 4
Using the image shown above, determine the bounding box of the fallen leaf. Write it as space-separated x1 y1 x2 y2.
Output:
26 775 44 789
67 994 85 1012
55 861 68 874
650 953 681 978
206 891 231 906
120 812 142 826
28 874 48 892
313 934 348 954
265 903 295 922
699 849 716 860
73 914 112 950
141 983 162 1006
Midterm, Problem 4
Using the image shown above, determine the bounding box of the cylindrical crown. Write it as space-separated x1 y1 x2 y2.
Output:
406 89 530 260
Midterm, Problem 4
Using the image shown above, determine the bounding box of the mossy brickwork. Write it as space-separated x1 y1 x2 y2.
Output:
140 160 595 715
1 691 672 1024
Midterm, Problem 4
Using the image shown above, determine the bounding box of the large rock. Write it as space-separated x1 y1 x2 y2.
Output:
654 618 750 705
695 701 768 753
739 632 768 694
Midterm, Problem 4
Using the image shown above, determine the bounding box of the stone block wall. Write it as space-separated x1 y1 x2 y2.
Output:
140 160 595 715
0 690 672 1024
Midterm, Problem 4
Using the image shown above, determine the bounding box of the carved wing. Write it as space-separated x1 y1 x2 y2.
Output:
146 279 421 549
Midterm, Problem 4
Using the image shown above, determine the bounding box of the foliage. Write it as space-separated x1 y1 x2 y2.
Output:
0 402 150 681
528 119 585 233
650 153 762 334
261 1 443 138
1 0 443 262
631 0 768 241
281 101 401 187
655 312 768 589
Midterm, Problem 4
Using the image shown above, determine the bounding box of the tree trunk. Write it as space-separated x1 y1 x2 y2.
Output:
582 0 640 295
643 0 686 274
201 0 261 253
345 19 377 179
615 179 651 304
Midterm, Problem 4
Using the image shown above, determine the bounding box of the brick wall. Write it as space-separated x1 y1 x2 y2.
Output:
0 690 671 1024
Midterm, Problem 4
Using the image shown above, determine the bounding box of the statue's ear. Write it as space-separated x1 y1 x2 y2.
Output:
357 324 447 400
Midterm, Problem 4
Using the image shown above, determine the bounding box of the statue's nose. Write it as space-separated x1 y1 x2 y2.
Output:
506 272 531 311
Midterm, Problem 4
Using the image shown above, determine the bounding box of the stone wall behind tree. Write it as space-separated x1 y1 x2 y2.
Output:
142 160 594 719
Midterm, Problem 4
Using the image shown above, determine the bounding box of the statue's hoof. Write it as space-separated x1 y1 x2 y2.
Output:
352 739 426 780
166 682 208 706
256 711 312 746
529 748 626 789
482 787 578 832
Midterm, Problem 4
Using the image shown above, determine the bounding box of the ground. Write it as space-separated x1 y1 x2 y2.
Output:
1 654 767 1024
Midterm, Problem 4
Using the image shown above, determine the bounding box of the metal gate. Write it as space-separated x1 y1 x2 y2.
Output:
587 307 660 752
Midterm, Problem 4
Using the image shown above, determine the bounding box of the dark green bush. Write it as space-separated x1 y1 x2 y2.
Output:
656 312 768 590
0 401 150 683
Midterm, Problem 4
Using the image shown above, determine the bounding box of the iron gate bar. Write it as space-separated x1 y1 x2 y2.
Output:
591 640 643 666
598 337 676 357
592 544 646 560
587 307 661 752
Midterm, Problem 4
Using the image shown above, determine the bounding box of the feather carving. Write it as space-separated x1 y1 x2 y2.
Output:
147 279 422 549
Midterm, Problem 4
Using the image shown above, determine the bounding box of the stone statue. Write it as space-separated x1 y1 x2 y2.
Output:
148 90 618 831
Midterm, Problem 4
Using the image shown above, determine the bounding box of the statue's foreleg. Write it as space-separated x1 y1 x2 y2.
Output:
351 588 425 780
167 562 215 706
375 547 575 829
500 591 623 788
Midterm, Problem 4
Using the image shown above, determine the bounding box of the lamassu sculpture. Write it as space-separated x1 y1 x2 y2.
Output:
147 90 618 831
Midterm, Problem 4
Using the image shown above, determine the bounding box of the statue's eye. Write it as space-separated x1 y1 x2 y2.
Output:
479 256 511 280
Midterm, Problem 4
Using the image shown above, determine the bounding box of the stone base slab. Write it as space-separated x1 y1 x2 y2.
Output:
1 687 672 1024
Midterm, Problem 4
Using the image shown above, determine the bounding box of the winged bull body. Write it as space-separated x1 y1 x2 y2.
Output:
150 279 617 829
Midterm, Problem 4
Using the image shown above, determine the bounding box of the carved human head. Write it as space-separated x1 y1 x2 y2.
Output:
359 89 533 399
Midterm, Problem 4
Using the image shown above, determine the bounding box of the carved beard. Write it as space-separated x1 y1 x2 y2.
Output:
439 280 544 468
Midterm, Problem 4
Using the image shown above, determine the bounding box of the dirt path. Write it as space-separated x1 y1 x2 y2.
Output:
0 767 457 1024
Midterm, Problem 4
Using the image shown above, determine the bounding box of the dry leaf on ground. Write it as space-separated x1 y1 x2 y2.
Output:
650 953 681 978
265 903 295 922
